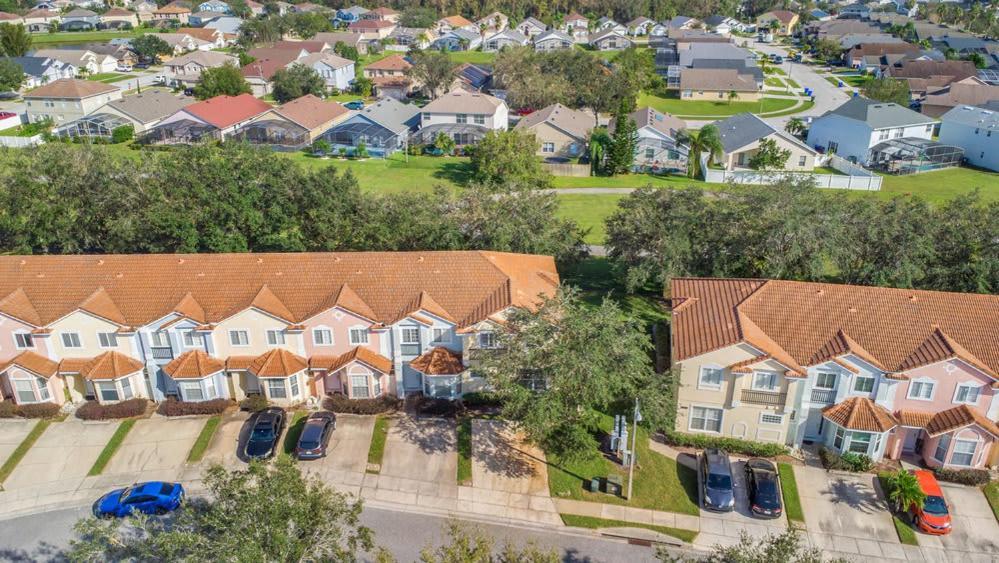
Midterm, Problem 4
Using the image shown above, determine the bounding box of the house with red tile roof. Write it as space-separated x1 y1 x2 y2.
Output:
241 46 307 95
0 251 559 406
145 93 271 143
670 278 999 468
755 10 799 35
235 94 349 147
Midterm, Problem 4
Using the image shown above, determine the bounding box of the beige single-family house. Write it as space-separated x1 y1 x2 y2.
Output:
713 112 818 171
24 78 122 124
513 103 591 158
163 50 239 86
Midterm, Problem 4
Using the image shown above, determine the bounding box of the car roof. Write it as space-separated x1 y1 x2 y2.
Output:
704 450 732 471
912 470 944 496
746 458 777 472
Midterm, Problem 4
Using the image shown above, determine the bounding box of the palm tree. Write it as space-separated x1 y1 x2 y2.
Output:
884 470 926 516
727 90 738 104
785 117 806 137
677 125 723 179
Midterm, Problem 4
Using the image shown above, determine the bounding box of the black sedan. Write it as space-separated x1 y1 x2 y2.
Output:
295 411 336 460
244 407 285 460
744 458 783 519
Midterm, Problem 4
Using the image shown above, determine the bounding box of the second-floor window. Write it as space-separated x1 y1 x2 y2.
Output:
350 328 369 345
229 330 249 347
542 142 554 153
61 332 82 348
14 333 34 349
182 331 199 348
752 371 779 391
954 383 981 405
432 328 451 343
456 113 467 124
478 332 496 349
313 328 333 346
266 330 286 346
401 328 419 344
473 114 485 125
698 367 723 389
853 375 875 393
150 331 169 348
908 380 934 400
815 372 836 389
98 332 118 348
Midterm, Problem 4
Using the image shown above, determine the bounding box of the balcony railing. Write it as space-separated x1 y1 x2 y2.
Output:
400 343 421 357
741 389 786 407
150 347 173 360
810 388 837 404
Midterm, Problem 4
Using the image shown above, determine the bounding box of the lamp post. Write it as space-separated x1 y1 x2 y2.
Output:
626 397 641 500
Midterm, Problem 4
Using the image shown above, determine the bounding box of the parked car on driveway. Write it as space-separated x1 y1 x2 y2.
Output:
244 407 286 460
295 411 336 460
700 448 735 512
92 481 184 518
910 470 952 535
744 458 782 519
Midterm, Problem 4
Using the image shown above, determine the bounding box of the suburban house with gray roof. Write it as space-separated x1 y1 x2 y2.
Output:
54 90 195 140
938 104 999 171
6 56 77 88
163 50 238 86
806 97 936 164
588 28 632 51
483 29 529 52
320 97 420 157
513 103 591 159
609 106 689 172
516 16 546 38
24 78 122 124
413 89 508 147
533 29 573 52
714 112 818 171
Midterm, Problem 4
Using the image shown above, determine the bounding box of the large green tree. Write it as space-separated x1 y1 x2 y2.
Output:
469 129 552 188
677 125 723 179
748 138 791 171
287 12 333 39
130 34 172 64
607 100 638 175
861 77 912 106
478 287 660 460
923 191 999 294
659 529 848 563
406 50 458 99
271 63 325 103
68 457 380 562
0 57 24 92
194 62 252 99
0 23 32 57
420 520 559 563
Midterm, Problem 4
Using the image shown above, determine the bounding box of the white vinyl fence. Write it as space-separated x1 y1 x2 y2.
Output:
0 134 44 148
701 154 882 191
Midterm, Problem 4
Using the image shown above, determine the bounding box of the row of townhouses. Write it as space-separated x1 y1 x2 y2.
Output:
670 278 999 470
0 251 558 408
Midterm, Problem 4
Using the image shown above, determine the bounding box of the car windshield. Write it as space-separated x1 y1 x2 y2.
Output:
923 495 948 515
159 483 173 495
251 426 274 440
707 473 732 490
119 487 136 502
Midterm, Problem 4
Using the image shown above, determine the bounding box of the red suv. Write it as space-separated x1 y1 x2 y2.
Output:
910 470 952 535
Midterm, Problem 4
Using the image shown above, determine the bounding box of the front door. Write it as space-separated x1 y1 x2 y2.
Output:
902 428 919 453
803 409 824 441
402 365 422 391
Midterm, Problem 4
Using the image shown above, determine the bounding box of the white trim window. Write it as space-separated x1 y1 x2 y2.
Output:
13 332 34 350
313 328 333 346
98 332 118 348
121 376 133 400
698 366 723 390
478 332 496 349
846 431 872 454
182 381 205 401
150 331 169 348
950 439 977 466
350 327 369 345
907 379 934 401
953 383 981 405
853 374 875 394
266 329 286 346
934 434 950 463
182 331 200 348
61 332 82 349
97 381 119 402
205 377 217 400
815 372 836 389
289 374 300 397
267 379 287 399
752 371 780 391
432 327 451 344
13 379 37 403
351 375 369 398
229 330 250 347
36 377 50 401
689 406 722 433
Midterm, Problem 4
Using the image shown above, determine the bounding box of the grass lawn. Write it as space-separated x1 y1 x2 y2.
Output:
560 514 698 543
767 99 814 117
282 410 310 455
984 481 999 523
88 419 136 476
31 30 145 45
637 91 798 118
367 415 389 473
187 415 222 463
447 51 497 64
457 417 472 485
560 257 668 327
556 194 624 245
891 515 919 545
765 67 786 76
286 152 468 194
777 463 804 524
881 166 999 203
0 420 51 483
764 77 785 88
785 78 800 89
0 125 38 137
547 412 699 516
87 73 129 83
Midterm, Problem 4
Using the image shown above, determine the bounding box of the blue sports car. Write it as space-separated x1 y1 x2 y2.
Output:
92 481 185 518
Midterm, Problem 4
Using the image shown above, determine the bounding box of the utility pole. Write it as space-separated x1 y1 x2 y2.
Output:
627 397 641 500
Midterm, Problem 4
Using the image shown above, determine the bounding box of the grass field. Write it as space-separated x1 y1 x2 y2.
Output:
447 50 497 64
547 412 700 516
881 166 999 203
187 415 222 463
367 415 389 473
560 514 698 543
555 194 624 244
287 152 467 194
88 419 136 476
87 73 130 83
0 420 51 483
282 410 310 455
31 30 145 45
778 463 804 524
457 417 472 485
637 92 799 118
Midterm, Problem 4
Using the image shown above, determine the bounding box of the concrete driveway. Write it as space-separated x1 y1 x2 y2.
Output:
302 414 375 488
471 419 548 495
4 420 119 490
0 419 35 468
918 482 999 559
380 417 456 485
102 416 205 475
694 458 787 549
794 465 904 559
199 410 251 467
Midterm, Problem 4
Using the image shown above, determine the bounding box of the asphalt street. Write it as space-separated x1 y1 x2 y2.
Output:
0 504 672 562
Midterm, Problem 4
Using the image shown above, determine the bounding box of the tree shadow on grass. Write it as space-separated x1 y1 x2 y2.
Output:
432 160 475 186
393 415 456 455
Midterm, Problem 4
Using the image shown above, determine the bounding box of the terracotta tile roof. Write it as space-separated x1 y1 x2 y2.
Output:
0 252 557 330
273 94 349 130
371 7 398 16
822 396 897 432
348 19 394 31
104 8 135 16
58 358 90 374
422 89 504 115
248 348 308 377
319 346 392 374
397 291 454 323
24 78 119 99
364 54 412 72
162 350 225 379
182 94 271 129
441 15 472 27
925 404 999 438
762 10 797 24
371 76 411 88
226 356 255 370
0 351 59 378
409 346 464 375
177 27 223 43
79 351 145 381
566 11 586 22
670 279 999 380
896 409 934 428
273 40 328 54
242 48 303 80
155 4 190 13
726 355 771 373
79 287 127 325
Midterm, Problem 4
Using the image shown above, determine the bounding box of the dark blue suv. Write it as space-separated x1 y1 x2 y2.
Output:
93 481 185 518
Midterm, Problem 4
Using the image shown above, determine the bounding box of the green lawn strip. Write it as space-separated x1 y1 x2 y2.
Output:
785 78 800 89
763 100 814 118
547 412 699 515
766 67 786 76
561 513 698 543
88 419 136 476
447 50 497 64
186 415 221 463
877 472 919 546
286 152 467 194
983 481 999 523
31 30 145 45
0 419 51 483
87 73 127 82
457 417 472 485
764 76 785 87
555 194 624 245
639 91 798 118
282 410 310 454
777 463 804 524
367 415 389 473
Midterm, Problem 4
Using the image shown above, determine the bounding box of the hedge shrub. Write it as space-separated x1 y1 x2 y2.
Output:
0 400 19 418
76 398 148 421
664 431 789 458
322 394 400 415
415 397 462 417
819 447 874 472
934 467 991 486
157 397 233 417
16 402 61 419
239 395 270 412
460 392 502 408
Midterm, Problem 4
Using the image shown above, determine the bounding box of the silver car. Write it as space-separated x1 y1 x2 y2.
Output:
700 448 735 512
